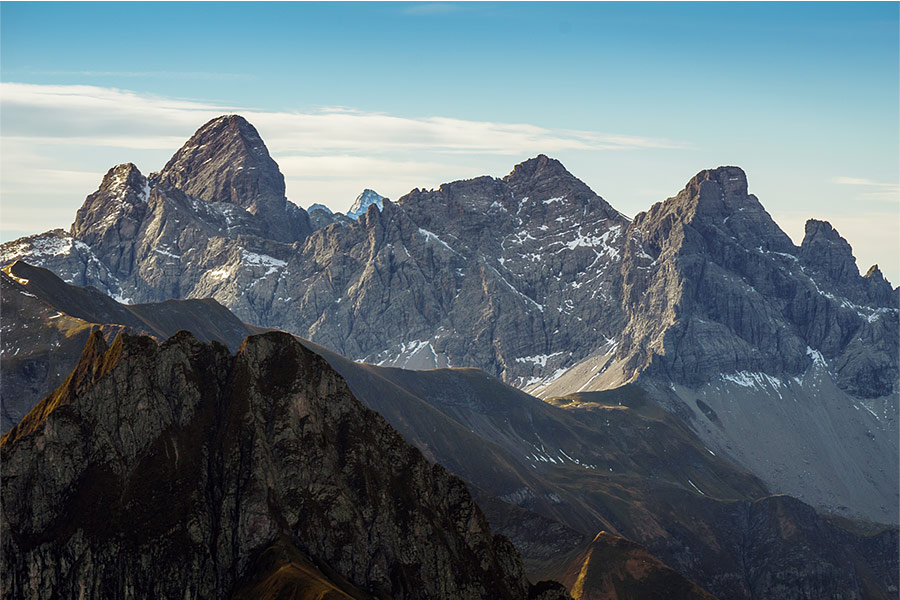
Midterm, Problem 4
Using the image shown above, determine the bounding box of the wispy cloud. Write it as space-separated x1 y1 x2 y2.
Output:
1 83 685 155
0 82 688 235
831 176 899 203
23 70 251 81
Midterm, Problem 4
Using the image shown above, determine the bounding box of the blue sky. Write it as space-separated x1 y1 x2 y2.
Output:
2 2 898 282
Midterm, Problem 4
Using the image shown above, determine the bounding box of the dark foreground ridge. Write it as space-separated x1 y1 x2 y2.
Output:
1 330 567 599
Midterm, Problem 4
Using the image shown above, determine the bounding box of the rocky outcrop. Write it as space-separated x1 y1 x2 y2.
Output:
71 163 149 279
1 115 312 309
268 154 629 388
1 330 565 599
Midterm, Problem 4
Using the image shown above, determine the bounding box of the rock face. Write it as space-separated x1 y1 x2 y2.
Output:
3 118 895 404
244 154 628 389
1 330 563 599
1 115 312 308
1 128 631 389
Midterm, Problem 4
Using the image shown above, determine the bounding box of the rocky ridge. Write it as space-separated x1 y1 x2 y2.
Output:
1 329 567 599
2 115 895 403
0 260 261 432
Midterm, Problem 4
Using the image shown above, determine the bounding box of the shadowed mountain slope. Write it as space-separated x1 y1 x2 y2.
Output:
1 330 567 599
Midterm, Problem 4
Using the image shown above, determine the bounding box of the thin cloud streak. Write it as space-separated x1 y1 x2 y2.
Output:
830 176 899 203
2 83 687 154
1 82 692 237
23 70 251 81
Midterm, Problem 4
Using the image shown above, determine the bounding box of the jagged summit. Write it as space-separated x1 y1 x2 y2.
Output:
865 264 886 280
347 188 385 220
70 162 150 276
97 163 148 200
800 218 895 306
799 219 859 282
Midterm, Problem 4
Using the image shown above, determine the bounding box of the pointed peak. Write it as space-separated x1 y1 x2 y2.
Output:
799 219 859 282
864 264 885 280
505 154 572 182
348 189 386 220
99 163 148 200
666 166 758 219
308 203 333 214
801 220 854 257
171 114 268 161
192 114 261 143
158 114 285 213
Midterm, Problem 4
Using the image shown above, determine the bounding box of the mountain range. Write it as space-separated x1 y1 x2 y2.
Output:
2 114 897 599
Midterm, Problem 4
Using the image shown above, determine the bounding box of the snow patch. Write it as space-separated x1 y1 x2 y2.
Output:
720 371 787 397
515 352 564 368
241 250 287 276
418 228 463 257
207 267 233 281
806 346 827 368
153 248 181 260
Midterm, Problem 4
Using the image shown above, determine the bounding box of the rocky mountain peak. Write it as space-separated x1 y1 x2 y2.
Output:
502 154 621 222
683 165 748 199
865 263 886 282
505 154 570 183
347 188 385 220
504 155 585 198
799 219 859 283
157 113 286 215
97 163 149 202
646 164 796 257
70 164 150 274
